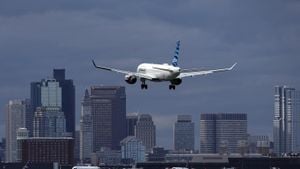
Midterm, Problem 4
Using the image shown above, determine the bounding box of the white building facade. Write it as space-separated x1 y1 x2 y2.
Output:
5 100 26 162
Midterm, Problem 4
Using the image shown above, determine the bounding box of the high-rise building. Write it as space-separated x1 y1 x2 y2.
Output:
200 113 247 154
173 115 194 151
5 100 26 162
135 114 156 152
53 69 75 137
30 69 75 137
30 82 42 137
80 89 93 162
32 79 67 137
126 113 138 137
90 86 126 151
120 136 145 163
200 114 216 153
273 86 300 155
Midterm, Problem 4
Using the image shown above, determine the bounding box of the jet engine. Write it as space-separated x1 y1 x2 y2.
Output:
171 78 182 85
125 75 137 84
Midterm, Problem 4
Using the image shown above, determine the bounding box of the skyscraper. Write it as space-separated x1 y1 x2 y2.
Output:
30 82 42 137
33 79 67 137
5 100 26 162
173 115 194 151
53 69 75 137
200 114 216 153
135 114 156 152
80 89 93 162
273 86 300 155
126 113 138 137
90 86 126 151
200 113 247 154
30 69 75 137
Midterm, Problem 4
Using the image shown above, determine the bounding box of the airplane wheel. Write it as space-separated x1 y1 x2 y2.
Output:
169 85 176 90
141 84 148 90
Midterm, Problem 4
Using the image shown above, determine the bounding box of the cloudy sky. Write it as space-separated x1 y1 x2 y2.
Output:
0 0 299 149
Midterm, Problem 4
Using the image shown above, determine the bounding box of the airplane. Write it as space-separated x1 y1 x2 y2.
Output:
92 41 237 90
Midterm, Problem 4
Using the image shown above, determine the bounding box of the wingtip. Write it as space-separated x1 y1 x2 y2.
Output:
230 62 237 70
92 59 97 68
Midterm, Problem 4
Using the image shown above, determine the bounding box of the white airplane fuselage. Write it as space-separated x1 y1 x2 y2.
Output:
137 63 181 81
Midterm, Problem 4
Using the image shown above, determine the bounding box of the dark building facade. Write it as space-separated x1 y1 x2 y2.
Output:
126 114 138 137
90 86 126 151
20 137 74 165
29 82 42 137
53 69 75 137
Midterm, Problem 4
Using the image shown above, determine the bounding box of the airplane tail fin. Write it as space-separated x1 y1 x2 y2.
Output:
172 40 180 67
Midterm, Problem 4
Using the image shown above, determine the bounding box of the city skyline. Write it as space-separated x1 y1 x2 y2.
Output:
1 71 298 150
1 77 298 150
0 1 300 149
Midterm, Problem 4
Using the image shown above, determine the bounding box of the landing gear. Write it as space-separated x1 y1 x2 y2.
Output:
169 84 176 90
141 79 148 90
141 84 148 90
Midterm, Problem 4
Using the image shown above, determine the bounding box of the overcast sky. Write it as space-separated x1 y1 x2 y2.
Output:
0 0 299 149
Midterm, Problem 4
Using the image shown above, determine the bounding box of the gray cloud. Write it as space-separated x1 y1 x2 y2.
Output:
0 0 299 148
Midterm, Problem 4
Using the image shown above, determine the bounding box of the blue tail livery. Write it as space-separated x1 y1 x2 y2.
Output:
172 40 180 67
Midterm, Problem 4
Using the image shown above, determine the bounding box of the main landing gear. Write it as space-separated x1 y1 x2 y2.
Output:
141 84 148 90
141 79 148 90
169 84 176 90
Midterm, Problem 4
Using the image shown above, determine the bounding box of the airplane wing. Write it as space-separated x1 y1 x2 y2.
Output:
92 60 155 80
178 63 237 78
